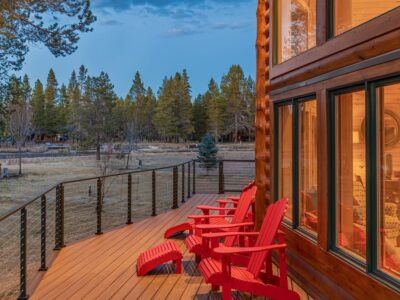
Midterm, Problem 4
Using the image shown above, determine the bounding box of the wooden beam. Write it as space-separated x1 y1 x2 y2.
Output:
255 0 272 229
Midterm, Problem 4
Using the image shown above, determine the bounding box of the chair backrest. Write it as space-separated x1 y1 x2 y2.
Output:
247 198 288 277
223 184 257 247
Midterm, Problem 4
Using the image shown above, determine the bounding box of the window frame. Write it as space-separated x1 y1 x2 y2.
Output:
274 99 294 227
328 84 368 269
369 76 400 289
327 0 400 39
274 94 318 241
272 0 318 65
328 77 400 290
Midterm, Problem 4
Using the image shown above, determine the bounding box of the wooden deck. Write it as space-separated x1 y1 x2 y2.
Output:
31 194 313 300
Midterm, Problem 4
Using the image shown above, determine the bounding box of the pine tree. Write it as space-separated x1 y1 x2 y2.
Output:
78 65 88 92
31 80 45 138
21 74 31 102
0 1 95 82
221 65 248 142
153 77 179 141
127 71 146 138
67 70 81 142
143 87 157 140
81 72 117 159
128 71 146 101
5 75 31 175
192 95 208 141
205 78 226 141
58 84 69 136
244 76 256 141
177 69 193 141
197 133 218 174
43 69 59 137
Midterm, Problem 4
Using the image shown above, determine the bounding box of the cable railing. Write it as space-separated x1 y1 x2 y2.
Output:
0 159 254 299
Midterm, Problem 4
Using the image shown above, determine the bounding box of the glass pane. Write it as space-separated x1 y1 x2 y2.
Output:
334 0 399 36
335 90 366 260
299 100 318 234
377 82 400 279
278 105 293 220
275 0 316 63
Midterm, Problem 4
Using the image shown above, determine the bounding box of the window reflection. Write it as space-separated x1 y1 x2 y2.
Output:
278 105 293 220
299 100 318 233
377 83 400 279
275 0 316 63
334 0 400 36
335 90 366 260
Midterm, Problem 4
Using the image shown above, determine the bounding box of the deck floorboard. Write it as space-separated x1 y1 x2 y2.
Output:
31 194 312 300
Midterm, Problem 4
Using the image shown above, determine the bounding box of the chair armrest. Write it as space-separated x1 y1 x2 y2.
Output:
216 199 237 205
196 205 237 212
214 244 286 255
227 196 240 201
187 214 235 220
202 231 259 239
196 222 254 231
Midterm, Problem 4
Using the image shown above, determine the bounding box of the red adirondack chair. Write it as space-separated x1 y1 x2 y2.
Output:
164 181 255 239
198 198 300 300
184 184 257 262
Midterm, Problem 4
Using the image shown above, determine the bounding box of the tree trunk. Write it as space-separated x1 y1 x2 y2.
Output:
255 0 271 230
18 145 22 176
96 134 101 160
234 114 238 143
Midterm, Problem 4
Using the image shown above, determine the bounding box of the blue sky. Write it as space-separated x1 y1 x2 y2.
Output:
19 0 257 97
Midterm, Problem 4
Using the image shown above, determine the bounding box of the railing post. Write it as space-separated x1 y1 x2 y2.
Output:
172 167 178 209
54 184 64 250
39 195 48 271
187 163 191 198
192 160 196 195
152 170 156 216
181 164 185 203
127 174 132 224
18 207 27 300
219 161 224 194
96 178 103 235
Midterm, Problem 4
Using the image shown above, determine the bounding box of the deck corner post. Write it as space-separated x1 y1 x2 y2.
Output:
127 174 133 225
152 170 157 216
54 184 65 250
96 178 103 235
181 164 185 203
172 167 178 209
187 163 191 198
18 207 28 300
39 195 48 271
218 161 225 194
192 160 196 195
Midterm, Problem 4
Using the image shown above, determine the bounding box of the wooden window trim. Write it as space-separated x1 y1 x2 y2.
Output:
270 7 400 81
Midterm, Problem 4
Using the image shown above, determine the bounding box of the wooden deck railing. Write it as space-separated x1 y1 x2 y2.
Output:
0 159 255 299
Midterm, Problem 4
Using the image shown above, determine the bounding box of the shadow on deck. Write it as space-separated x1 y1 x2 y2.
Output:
31 194 313 300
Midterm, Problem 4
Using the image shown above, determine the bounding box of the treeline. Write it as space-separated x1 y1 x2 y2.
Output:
0 64 255 150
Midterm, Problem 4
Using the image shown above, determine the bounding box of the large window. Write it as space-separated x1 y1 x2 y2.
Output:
275 0 316 63
330 77 400 288
333 89 367 261
277 104 293 220
276 96 318 236
333 0 400 36
377 82 400 280
299 100 318 233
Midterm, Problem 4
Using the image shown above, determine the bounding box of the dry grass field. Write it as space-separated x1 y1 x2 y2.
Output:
0 143 254 216
0 143 254 299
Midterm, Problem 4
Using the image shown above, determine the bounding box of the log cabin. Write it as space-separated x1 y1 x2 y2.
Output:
255 0 400 299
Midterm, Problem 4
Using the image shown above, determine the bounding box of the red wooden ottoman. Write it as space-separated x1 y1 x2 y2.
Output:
137 240 183 276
